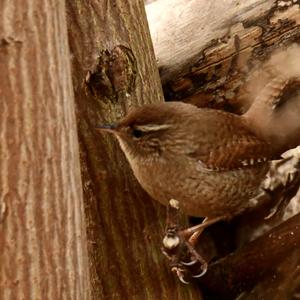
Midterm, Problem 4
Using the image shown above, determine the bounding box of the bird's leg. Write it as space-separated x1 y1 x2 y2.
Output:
161 199 183 261
161 199 191 283
162 199 225 282
181 216 225 240
177 216 225 278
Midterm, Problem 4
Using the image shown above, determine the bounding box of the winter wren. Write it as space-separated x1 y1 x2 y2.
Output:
97 102 271 219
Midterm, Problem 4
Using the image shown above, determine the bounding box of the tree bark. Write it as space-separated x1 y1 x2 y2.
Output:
146 0 300 109
66 1 202 299
0 1 90 299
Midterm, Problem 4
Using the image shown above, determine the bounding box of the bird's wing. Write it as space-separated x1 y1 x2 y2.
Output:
203 136 269 171
187 115 271 171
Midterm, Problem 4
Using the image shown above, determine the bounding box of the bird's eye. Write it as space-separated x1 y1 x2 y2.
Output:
132 129 143 138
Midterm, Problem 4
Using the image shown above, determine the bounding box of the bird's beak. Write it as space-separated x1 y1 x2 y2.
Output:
95 123 118 133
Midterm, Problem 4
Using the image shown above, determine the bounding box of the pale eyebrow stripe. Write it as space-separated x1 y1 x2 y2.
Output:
134 124 172 132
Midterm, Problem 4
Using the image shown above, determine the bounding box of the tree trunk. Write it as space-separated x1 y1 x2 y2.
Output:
0 1 90 299
66 1 202 299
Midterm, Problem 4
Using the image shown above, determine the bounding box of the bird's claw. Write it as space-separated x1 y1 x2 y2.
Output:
180 259 198 266
171 260 207 283
191 263 208 278
180 258 208 278
171 266 190 284
161 247 172 260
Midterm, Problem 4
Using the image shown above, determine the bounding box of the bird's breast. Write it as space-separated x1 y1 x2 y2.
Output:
129 156 270 218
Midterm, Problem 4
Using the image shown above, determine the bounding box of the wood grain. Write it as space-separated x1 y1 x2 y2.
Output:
146 0 300 109
200 213 300 298
0 1 90 299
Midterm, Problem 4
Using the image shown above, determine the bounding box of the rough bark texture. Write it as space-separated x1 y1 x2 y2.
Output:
66 1 202 299
146 0 274 82
146 0 300 110
200 213 300 298
0 1 90 299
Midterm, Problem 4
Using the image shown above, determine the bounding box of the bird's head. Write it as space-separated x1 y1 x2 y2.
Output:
96 102 196 161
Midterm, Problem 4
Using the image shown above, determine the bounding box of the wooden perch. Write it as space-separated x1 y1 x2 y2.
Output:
200 212 300 298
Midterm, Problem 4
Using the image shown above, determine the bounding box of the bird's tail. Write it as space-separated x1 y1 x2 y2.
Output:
242 44 300 157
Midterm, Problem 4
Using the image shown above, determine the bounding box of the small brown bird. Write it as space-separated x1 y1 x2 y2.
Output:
97 101 274 280
98 102 271 219
96 46 300 281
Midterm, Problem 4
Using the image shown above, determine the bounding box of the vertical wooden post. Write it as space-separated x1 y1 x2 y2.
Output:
66 0 202 299
0 1 90 299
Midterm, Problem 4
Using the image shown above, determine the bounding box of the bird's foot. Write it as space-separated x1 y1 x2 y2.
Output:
168 260 208 284
180 240 208 278
161 199 222 283
170 265 189 284
161 226 208 283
